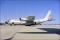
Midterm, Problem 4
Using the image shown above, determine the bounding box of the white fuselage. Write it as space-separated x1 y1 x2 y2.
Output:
8 19 26 24
7 19 47 25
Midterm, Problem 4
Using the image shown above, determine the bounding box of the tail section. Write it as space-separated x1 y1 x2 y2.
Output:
43 10 53 21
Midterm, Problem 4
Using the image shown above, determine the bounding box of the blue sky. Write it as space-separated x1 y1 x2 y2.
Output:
0 0 60 24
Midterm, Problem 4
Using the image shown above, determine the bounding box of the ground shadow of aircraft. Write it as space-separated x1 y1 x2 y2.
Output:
4 28 60 40
17 28 60 35
37 28 60 35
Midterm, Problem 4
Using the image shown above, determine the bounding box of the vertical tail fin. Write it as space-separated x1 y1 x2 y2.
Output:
44 10 53 21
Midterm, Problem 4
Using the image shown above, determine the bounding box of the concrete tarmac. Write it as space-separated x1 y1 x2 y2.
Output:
0 24 60 40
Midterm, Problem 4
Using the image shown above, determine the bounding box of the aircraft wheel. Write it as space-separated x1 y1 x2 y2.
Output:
5 21 8 24
12 22 15 25
12 22 14 24
10 22 14 26
40 23 41 25
34 22 36 25
25 25 31 26
10 24 12 26
25 24 31 26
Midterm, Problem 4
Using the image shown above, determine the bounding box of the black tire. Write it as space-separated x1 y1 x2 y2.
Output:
5 21 8 24
12 22 14 24
10 22 14 26
10 24 12 26
34 22 36 25
25 25 31 26
25 24 31 26
40 23 41 25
